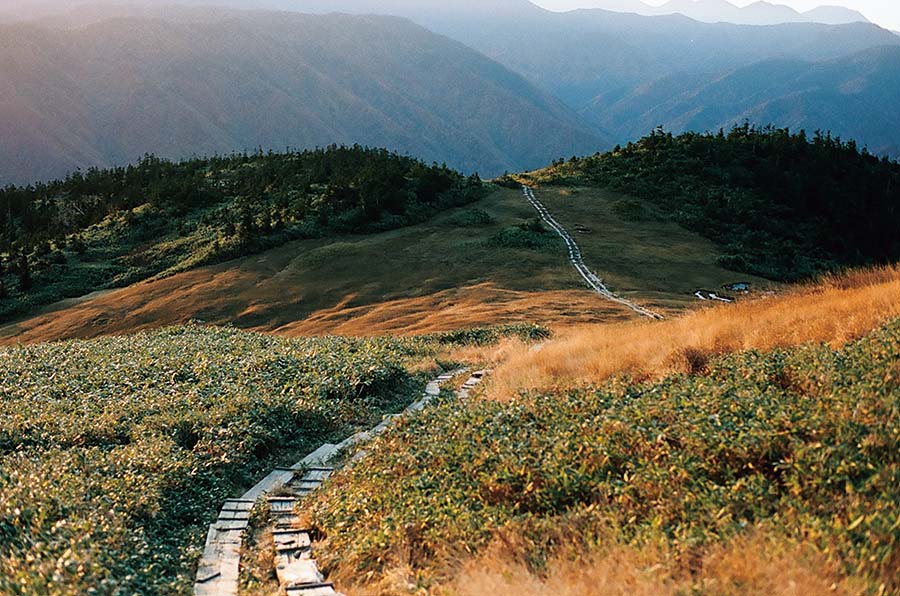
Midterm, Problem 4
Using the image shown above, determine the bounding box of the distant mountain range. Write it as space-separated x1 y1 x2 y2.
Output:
278 0 900 155
590 45 900 157
0 9 603 184
544 0 870 26
1 0 900 184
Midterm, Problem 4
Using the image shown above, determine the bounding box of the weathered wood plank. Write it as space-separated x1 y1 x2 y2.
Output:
293 443 341 468
273 531 312 552
275 553 324 585
243 468 295 501
285 583 339 595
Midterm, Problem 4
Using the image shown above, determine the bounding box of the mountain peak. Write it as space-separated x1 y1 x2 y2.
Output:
552 0 872 27
802 5 870 25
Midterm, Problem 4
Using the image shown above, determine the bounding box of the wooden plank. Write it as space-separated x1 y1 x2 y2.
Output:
273 528 312 537
215 521 249 531
275 554 324 586
243 468 295 501
275 515 301 528
221 502 254 512
295 443 341 468
303 468 333 479
285 583 339 595
337 430 371 449
272 531 311 545
194 565 221 584
218 510 251 521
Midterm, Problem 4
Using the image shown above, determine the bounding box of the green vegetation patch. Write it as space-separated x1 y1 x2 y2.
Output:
426 324 551 347
488 218 561 252
529 126 900 281
0 324 443 595
444 208 496 227
0 147 485 322
309 321 900 592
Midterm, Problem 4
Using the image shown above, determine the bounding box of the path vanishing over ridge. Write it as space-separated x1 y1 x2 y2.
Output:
521 186 663 319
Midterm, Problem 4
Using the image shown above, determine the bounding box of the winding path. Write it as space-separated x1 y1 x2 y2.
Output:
521 185 662 320
193 369 486 596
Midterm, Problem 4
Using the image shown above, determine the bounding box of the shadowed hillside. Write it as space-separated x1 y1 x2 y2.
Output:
0 9 604 184
587 46 900 158
524 126 900 280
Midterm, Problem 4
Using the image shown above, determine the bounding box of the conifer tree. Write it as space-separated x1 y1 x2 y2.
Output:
17 252 30 292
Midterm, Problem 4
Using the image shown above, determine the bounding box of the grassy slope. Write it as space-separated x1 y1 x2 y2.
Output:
486 265 900 399
0 148 483 322
530 185 773 309
306 304 900 595
0 188 756 345
519 127 900 282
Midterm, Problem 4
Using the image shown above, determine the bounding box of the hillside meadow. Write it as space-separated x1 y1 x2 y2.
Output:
303 266 900 595
0 326 441 594
480 265 900 399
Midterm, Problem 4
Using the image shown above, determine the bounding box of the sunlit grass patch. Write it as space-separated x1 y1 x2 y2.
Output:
307 317 900 594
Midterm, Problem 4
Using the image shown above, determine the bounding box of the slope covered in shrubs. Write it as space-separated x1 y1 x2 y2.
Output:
0 325 439 594
308 318 900 594
528 126 900 281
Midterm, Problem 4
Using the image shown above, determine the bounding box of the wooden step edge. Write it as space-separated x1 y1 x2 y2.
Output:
285 581 335 591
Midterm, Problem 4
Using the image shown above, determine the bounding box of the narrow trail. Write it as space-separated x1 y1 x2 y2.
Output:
521 185 663 320
193 369 486 596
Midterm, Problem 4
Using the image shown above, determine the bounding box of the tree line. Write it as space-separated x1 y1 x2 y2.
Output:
551 125 900 280
0 146 483 318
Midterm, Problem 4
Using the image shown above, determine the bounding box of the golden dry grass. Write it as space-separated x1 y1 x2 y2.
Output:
339 529 863 596
483 265 900 399
442 532 863 596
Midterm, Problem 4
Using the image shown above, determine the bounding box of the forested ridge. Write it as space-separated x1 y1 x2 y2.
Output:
0 146 484 321
531 126 900 281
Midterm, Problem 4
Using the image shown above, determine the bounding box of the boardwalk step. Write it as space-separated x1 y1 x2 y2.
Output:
285 581 339 595
276 554 324 585
273 531 312 551
195 369 478 596
218 510 251 520
194 568 221 584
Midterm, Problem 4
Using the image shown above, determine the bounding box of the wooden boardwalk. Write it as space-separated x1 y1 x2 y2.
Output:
193 368 486 596
521 185 662 320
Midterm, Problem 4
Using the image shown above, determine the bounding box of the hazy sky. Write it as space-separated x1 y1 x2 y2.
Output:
533 0 900 31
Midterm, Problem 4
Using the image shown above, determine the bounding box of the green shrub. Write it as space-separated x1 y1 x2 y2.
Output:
488 219 559 251
428 324 551 346
0 324 437 594
309 319 900 592
446 208 496 227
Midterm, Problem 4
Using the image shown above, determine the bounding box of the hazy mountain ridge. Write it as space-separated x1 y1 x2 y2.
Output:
264 1 900 106
544 0 870 26
0 10 605 184
3 0 900 180
589 45 900 158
